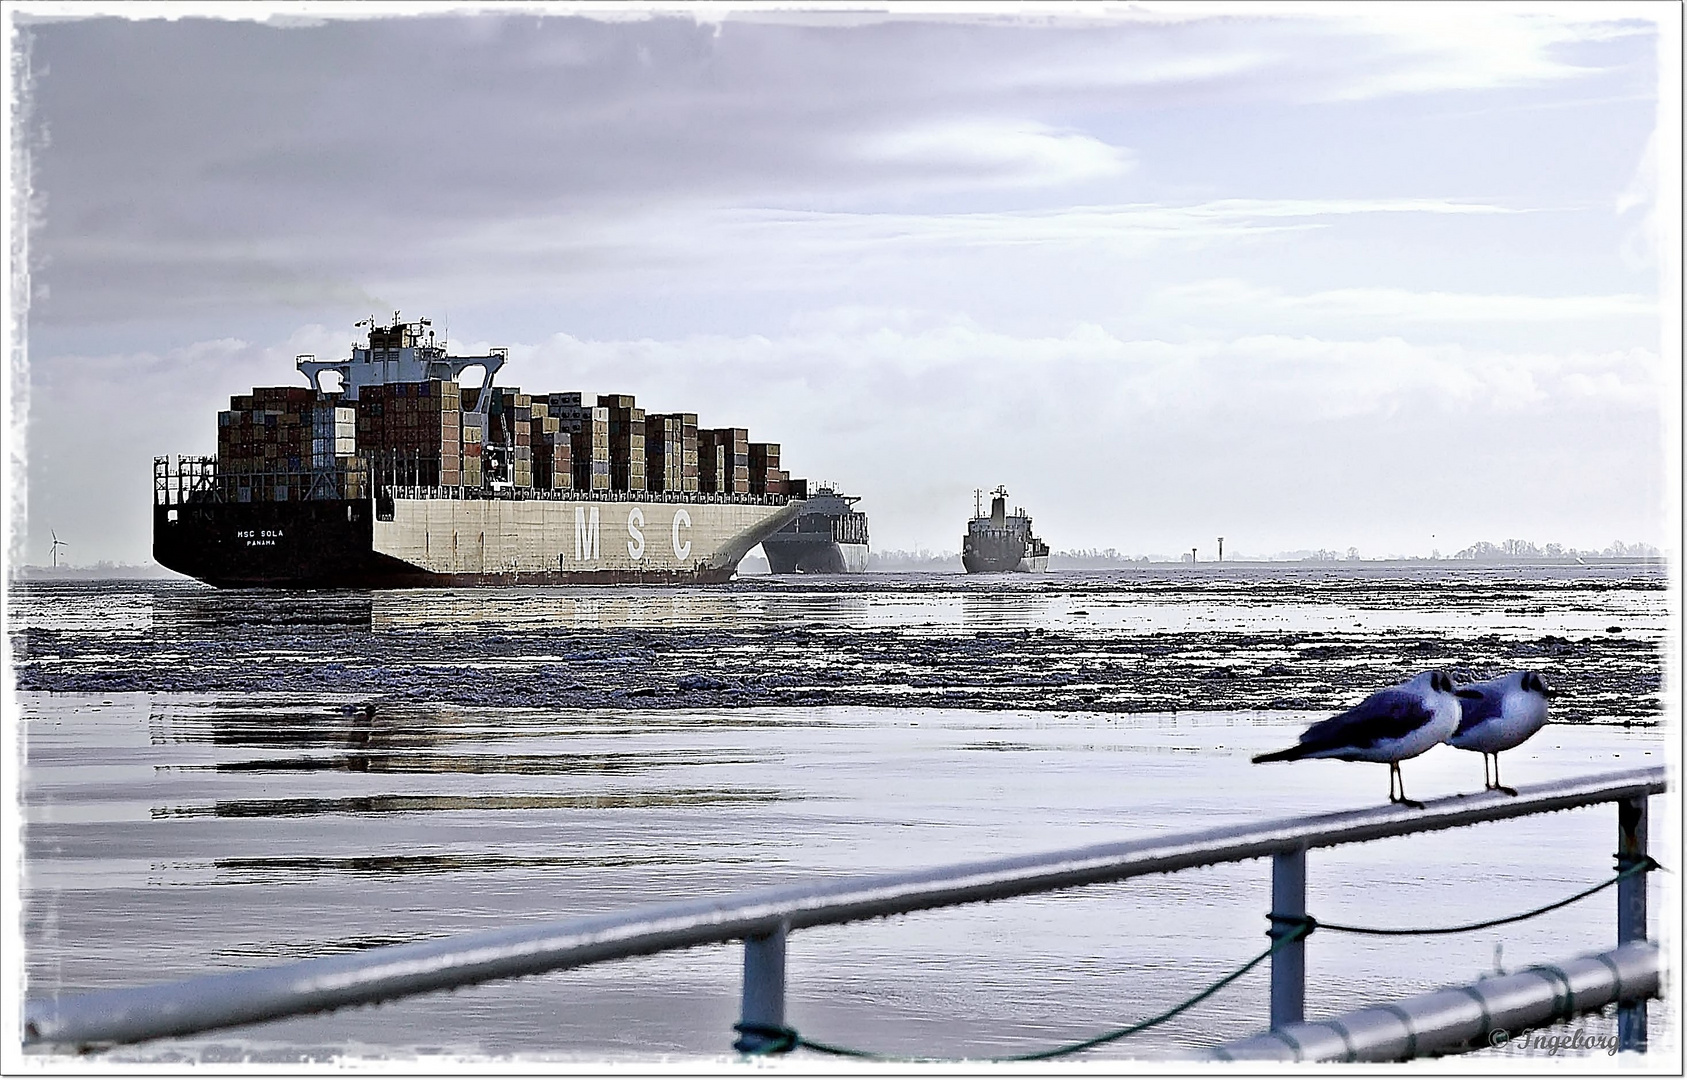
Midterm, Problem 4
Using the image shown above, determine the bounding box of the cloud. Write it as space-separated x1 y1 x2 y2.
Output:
856 119 1133 189
1317 8 1609 100
1617 126 1661 268
720 196 1515 249
21 11 1654 330
33 188 1537 330
487 318 1662 453
1155 279 1657 325
345 197 1529 293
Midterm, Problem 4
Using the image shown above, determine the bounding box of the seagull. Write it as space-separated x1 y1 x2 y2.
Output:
1252 671 1476 808
1446 671 1553 796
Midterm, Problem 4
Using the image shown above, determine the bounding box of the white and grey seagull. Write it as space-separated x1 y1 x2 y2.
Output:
1252 670 1477 808
1446 670 1553 796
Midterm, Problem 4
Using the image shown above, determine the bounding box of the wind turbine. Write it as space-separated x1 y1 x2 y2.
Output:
49 530 67 568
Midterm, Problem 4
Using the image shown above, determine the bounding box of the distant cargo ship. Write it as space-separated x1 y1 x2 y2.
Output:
153 315 806 588
962 486 1049 573
762 486 869 574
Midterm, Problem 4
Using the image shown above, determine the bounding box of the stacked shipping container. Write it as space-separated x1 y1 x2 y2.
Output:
697 430 723 494
644 412 699 493
461 410 484 489
530 409 573 491
700 428 750 494
547 393 611 492
215 381 796 502
749 442 785 497
599 394 646 493
218 387 364 501
356 380 463 488
498 388 534 489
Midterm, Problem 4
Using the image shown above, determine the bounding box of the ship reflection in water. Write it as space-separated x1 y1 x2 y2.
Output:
368 586 883 632
158 790 782 819
148 703 783 821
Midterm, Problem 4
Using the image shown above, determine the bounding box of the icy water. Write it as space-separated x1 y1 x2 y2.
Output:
12 566 1674 1063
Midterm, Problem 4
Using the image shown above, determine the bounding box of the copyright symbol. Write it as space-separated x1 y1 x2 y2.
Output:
1489 1029 1510 1049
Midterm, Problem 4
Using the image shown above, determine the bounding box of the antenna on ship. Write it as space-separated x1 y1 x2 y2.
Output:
49 529 66 568
975 488 983 518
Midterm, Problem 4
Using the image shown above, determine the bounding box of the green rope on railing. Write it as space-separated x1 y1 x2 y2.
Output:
733 919 1312 1063
1274 856 1661 938
734 856 1661 1062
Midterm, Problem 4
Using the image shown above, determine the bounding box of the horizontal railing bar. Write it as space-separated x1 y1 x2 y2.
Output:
1212 941 1661 1061
25 766 1664 1049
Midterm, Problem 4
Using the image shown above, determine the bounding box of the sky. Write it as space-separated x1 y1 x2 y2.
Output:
6 2 1680 565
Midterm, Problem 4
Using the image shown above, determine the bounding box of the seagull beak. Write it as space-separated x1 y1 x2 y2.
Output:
1454 689 1484 700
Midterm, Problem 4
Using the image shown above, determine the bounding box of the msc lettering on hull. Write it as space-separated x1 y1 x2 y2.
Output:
364 495 802 580
568 506 697 565
574 506 601 561
672 509 691 560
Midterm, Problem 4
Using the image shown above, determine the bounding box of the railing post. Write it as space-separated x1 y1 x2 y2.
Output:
734 922 788 1054
1617 795 1649 1052
1269 846 1306 1029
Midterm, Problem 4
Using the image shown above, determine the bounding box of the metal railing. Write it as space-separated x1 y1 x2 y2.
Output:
151 455 794 508
1213 940 1659 1061
23 766 1664 1056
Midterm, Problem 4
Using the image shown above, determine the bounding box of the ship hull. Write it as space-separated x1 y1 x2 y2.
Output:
155 495 800 588
962 551 1049 573
962 530 1049 574
763 538 869 574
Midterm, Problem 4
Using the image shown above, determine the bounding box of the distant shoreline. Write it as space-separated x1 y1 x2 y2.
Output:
11 556 1666 581
11 564 190 582
866 558 1667 573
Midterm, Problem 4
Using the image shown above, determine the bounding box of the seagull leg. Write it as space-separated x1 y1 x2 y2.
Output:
1389 762 1425 809
1481 753 1493 790
1491 753 1518 797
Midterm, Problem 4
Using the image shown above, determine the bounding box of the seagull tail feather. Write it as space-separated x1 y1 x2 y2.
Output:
1252 744 1312 764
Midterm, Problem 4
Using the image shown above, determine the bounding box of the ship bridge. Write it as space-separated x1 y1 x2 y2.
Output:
296 314 508 401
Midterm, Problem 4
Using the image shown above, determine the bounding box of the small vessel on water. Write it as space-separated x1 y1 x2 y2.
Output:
962 486 1050 573
762 485 869 574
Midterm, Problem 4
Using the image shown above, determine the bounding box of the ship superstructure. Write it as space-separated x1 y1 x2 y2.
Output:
762 485 869 574
154 315 806 588
961 486 1050 573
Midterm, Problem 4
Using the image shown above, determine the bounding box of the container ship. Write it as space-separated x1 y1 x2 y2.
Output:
961 486 1050 573
762 486 869 574
153 315 807 588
